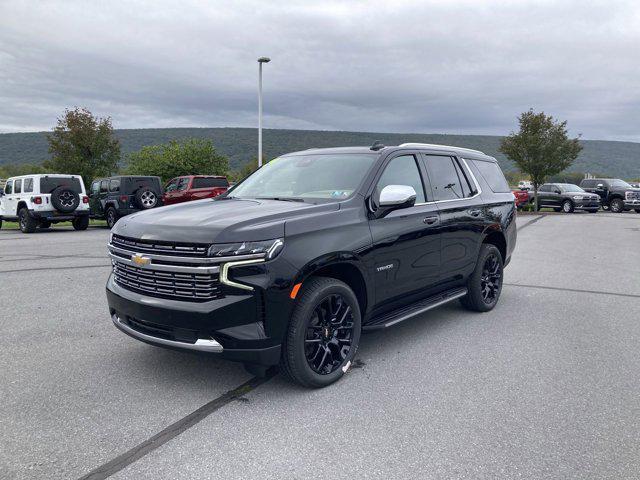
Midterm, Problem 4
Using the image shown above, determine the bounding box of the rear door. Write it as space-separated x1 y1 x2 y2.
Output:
368 153 441 307
422 155 484 285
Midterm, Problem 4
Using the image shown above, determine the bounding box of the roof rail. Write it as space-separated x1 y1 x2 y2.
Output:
399 143 485 155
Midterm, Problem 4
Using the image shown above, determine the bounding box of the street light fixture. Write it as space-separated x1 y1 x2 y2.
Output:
257 57 270 168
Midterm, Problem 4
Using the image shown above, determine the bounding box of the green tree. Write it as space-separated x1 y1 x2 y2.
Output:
500 109 582 211
125 138 228 183
43 108 120 185
0 162 51 178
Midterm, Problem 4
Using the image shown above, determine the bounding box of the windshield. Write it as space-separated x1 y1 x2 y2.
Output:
559 184 585 193
610 179 632 188
229 154 377 202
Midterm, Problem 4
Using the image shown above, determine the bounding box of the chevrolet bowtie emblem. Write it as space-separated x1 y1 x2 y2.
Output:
132 254 151 266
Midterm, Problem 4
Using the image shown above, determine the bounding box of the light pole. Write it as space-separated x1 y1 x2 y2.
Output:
257 56 270 167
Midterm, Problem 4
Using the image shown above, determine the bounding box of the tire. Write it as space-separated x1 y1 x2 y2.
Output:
280 277 361 388
562 200 574 213
72 216 89 231
18 208 38 233
134 189 158 209
106 207 119 229
635 209 640 214
39 220 52 229
460 244 503 312
610 198 624 213
51 186 79 213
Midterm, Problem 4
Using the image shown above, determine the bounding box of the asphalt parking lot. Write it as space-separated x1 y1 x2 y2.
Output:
1 212 639 480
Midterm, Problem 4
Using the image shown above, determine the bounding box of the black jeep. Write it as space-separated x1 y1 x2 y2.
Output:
89 176 163 228
579 178 640 213
106 143 516 388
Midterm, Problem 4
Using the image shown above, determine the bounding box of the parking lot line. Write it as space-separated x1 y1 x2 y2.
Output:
0 263 111 274
78 373 276 480
504 283 640 299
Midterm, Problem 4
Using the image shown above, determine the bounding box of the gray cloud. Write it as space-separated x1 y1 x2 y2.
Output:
1 0 639 140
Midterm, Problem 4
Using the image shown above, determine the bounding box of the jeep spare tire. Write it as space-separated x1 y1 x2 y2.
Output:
135 188 158 209
51 187 79 213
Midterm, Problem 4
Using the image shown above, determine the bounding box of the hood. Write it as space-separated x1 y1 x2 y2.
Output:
113 198 339 244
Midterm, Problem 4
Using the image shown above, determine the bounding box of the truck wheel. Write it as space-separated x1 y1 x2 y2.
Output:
460 244 503 312
280 277 361 388
72 216 89 231
610 198 624 213
19 208 38 233
106 207 118 229
562 200 574 213
135 189 158 209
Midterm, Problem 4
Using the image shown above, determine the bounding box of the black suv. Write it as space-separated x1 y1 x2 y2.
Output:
106 143 516 387
89 176 163 228
579 178 640 213
536 183 600 213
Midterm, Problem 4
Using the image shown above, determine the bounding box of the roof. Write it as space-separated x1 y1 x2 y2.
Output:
284 143 491 160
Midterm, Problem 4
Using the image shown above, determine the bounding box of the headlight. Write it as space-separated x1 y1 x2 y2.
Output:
208 238 284 259
572 195 584 200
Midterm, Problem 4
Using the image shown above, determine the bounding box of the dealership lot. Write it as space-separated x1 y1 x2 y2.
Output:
1 213 639 479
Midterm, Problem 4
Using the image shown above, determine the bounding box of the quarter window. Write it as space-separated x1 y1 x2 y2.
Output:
23 178 34 193
425 156 470 201
376 155 426 204
471 159 510 193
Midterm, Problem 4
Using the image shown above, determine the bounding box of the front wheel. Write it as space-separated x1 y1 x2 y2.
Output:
610 198 624 213
72 216 89 231
280 277 361 388
460 244 503 312
562 200 574 213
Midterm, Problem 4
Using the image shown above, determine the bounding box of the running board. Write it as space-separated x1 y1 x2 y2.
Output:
363 287 468 330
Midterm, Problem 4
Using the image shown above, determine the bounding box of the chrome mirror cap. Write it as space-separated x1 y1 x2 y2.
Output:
379 185 417 207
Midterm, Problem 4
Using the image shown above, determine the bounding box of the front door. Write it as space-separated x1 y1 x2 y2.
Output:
89 180 102 216
1 180 16 217
368 153 441 307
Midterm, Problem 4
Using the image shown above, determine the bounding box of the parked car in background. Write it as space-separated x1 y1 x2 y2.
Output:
536 183 600 213
512 189 529 208
0 174 90 233
89 176 163 228
162 175 229 205
518 180 533 190
630 182 640 189
579 178 640 213
106 142 516 388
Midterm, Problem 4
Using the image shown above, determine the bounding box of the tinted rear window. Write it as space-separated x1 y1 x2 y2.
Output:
192 177 229 189
471 160 510 193
123 177 160 193
40 177 82 194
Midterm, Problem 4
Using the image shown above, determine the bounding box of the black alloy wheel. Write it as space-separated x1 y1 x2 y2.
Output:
480 253 502 305
610 198 624 213
106 208 118 229
460 243 503 312
281 276 361 388
304 294 355 375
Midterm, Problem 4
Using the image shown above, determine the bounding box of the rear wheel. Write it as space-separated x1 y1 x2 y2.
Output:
72 216 89 231
18 208 38 233
562 200 574 213
106 207 118 229
461 244 503 312
610 198 624 213
135 189 158 209
280 277 361 388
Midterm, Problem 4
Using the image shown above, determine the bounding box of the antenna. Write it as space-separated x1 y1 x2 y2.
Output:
370 140 385 151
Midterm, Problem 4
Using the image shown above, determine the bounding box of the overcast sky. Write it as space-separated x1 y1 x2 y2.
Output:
1 0 639 141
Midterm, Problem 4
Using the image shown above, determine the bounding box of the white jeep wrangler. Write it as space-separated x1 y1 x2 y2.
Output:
0 174 90 233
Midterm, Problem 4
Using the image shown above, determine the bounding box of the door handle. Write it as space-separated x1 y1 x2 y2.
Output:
468 209 482 217
423 216 439 225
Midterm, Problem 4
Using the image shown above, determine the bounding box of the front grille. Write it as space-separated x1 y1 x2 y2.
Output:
626 192 640 200
113 262 223 302
112 234 208 257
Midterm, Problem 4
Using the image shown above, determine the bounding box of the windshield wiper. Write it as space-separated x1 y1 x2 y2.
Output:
256 197 305 203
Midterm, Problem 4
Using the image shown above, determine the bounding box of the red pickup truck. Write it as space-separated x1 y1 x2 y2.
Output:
162 175 229 205
512 189 530 208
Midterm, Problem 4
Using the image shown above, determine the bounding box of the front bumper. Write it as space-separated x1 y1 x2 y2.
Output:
106 272 287 366
624 199 640 208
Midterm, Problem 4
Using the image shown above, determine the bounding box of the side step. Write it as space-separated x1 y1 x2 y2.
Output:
363 287 468 331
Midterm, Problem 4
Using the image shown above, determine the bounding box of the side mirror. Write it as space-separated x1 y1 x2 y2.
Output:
596 184 604 189
554 189 561 194
373 185 416 218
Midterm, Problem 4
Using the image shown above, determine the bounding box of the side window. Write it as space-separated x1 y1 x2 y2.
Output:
5 180 13 194
452 159 473 197
91 181 100 195
376 155 426 204
100 180 108 193
23 178 33 193
109 179 120 192
471 159 510 193
177 178 190 191
14 179 22 194
165 179 178 192
581 180 594 188
425 155 468 201
538 185 549 192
